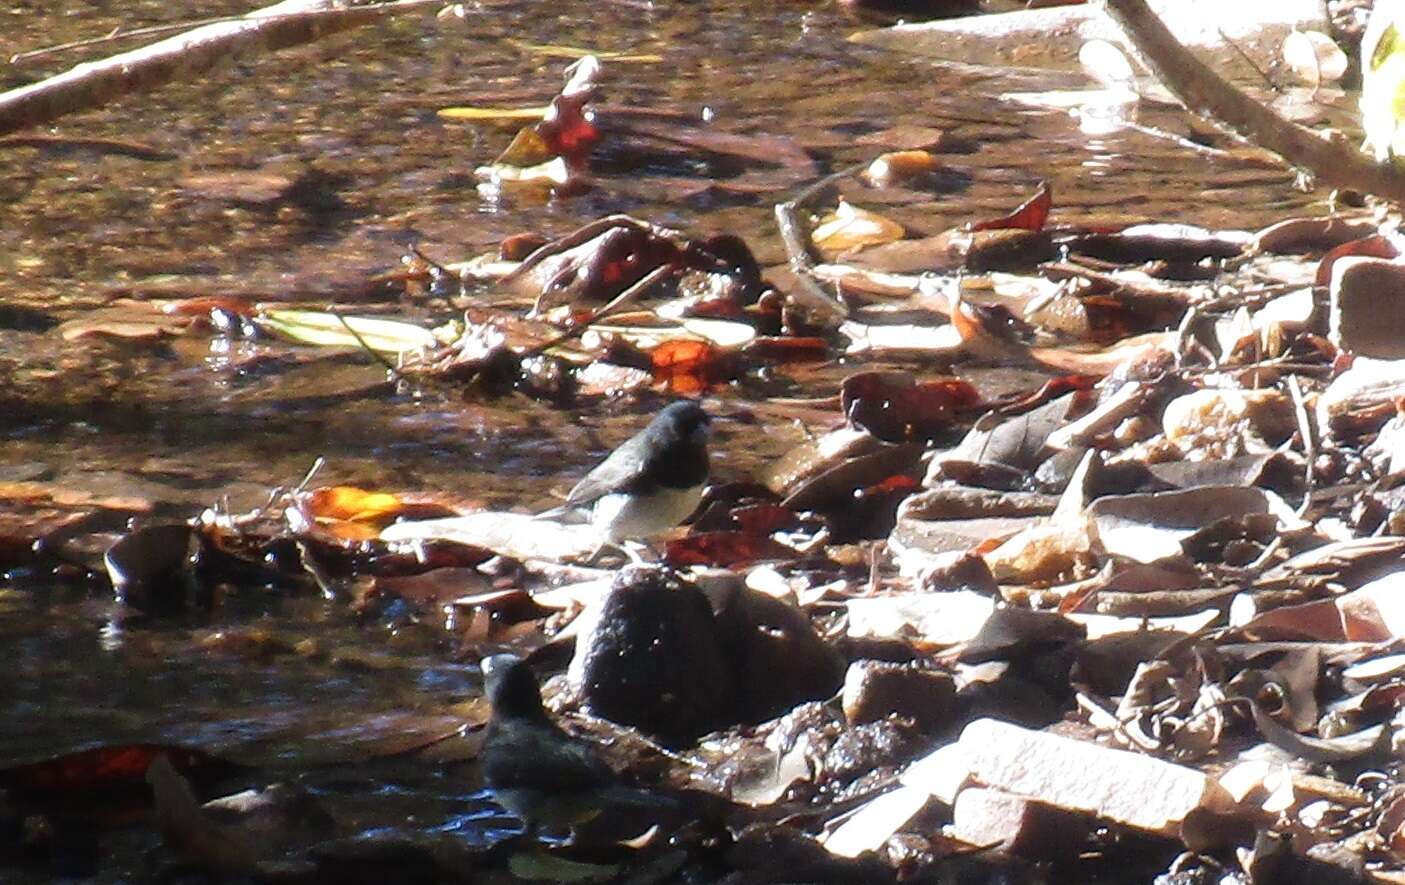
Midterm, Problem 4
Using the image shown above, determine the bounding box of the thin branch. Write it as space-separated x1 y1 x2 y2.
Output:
522 263 677 358
0 0 442 137
1097 0 1405 203
330 309 406 383
773 162 868 319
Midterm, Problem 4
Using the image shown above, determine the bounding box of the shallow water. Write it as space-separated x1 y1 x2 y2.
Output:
0 0 1335 877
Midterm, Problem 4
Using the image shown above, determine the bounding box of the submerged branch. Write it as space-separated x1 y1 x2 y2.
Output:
1098 0 1405 203
0 0 440 137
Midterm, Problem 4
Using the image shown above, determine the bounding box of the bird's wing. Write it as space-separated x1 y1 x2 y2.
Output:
564 435 653 506
482 721 616 792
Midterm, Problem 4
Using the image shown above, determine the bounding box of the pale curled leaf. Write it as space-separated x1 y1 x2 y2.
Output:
258 309 440 354
1281 30 1348 86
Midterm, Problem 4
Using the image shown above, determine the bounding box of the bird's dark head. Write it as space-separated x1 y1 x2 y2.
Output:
481 654 550 722
655 400 711 444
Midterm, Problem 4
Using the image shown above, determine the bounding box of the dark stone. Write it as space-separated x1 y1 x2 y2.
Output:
841 661 957 733
568 567 846 742
821 718 927 785
707 579 847 723
568 566 732 743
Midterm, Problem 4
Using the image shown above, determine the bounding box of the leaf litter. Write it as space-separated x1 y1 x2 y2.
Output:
12 34 1405 885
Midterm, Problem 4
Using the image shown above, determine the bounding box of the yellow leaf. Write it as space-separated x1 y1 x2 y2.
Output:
436 105 549 123
812 201 905 253
506 39 661 63
307 486 406 523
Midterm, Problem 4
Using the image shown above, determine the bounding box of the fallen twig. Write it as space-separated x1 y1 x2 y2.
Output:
1098 0 1405 203
0 0 441 137
522 262 676 358
774 162 867 319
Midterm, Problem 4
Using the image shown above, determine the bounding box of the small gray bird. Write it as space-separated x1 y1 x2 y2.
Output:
479 654 681 842
559 400 711 543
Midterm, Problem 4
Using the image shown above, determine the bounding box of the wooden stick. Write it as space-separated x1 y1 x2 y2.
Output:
0 0 440 137
1098 0 1405 203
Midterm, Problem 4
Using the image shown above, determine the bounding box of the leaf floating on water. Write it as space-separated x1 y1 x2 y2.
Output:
1078 39 1137 93
505 38 662 63
256 309 440 354
476 58 602 196
812 201 905 254
968 180 1052 233
861 150 942 187
57 303 191 343
436 105 550 123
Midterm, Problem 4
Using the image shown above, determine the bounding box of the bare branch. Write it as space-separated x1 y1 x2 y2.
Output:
0 0 441 138
1098 0 1405 203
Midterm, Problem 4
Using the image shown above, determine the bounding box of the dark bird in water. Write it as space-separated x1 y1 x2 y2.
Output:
479 654 675 838
557 400 711 544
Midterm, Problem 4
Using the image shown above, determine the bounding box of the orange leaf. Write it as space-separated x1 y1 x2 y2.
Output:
307 486 406 523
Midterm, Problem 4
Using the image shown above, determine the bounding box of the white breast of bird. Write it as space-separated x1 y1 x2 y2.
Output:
591 485 704 543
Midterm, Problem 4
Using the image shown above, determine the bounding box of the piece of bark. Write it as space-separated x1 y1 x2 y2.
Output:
957 718 1237 837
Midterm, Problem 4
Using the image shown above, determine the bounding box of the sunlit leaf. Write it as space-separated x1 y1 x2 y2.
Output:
1282 30 1348 87
862 150 942 187
1361 3 1405 160
258 309 439 354
307 486 406 523
1079 39 1136 92
968 180 1052 232
436 105 550 123
812 200 905 253
506 39 662 63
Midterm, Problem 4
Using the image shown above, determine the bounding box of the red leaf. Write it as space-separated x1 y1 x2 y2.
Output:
664 530 793 568
996 374 1100 414
730 503 797 535
1314 235 1400 288
862 474 919 495
160 296 257 318
0 744 240 800
537 92 601 165
841 371 983 441
969 180 1052 233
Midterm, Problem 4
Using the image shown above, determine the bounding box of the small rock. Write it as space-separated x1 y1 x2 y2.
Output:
710 579 847 722
917 550 998 595
841 661 957 731
1330 257 1405 358
822 719 928 791
951 787 1091 859
568 566 732 743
